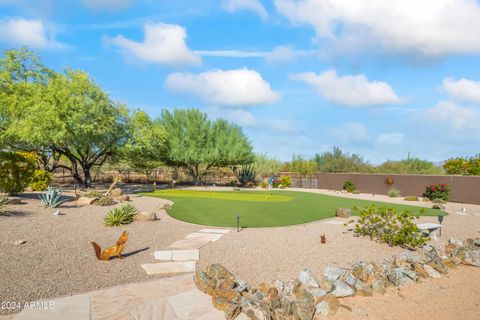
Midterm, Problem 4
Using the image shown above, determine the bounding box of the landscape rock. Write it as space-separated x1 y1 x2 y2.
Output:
335 208 351 218
422 264 441 278
133 211 156 222
371 279 387 295
155 209 167 220
331 280 355 297
432 204 446 210
110 188 123 197
292 287 315 320
354 279 373 297
114 195 130 202
14 239 26 245
298 269 321 288
323 267 347 282
77 196 97 206
315 294 340 317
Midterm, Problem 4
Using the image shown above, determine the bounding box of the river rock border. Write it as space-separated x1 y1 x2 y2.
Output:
195 238 480 319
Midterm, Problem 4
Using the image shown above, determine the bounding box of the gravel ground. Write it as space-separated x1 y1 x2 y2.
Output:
1 187 480 318
0 191 200 316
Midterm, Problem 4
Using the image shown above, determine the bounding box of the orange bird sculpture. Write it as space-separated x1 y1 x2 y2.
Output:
91 231 129 261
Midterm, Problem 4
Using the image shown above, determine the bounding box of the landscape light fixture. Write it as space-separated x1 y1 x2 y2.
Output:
236 215 240 232
437 215 444 236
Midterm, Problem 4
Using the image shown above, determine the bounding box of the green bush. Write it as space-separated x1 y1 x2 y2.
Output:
0 152 37 195
96 196 114 206
280 176 291 188
404 196 419 201
388 188 401 197
104 203 137 227
29 170 53 191
83 190 103 198
354 206 428 248
343 180 356 193
432 198 447 204
423 184 450 201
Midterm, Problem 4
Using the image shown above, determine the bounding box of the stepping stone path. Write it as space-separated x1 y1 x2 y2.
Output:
141 228 230 276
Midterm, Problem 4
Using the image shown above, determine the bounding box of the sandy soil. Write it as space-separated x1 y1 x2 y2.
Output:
1 187 480 318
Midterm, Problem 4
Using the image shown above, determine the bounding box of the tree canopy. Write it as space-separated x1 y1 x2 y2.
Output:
159 108 254 182
314 147 372 173
375 158 443 175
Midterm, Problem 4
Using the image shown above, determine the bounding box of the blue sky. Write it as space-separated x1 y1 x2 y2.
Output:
1 0 480 163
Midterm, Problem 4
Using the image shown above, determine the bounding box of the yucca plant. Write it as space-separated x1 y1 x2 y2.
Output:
39 187 66 208
104 203 137 227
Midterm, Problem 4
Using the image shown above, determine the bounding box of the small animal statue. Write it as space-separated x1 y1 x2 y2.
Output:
91 231 129 261
320 234 326 244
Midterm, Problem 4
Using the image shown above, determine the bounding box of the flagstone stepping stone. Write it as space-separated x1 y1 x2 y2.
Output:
169 238 211 250
154 250 199 261
185 232 223 242
198 228 230 234
142 261 196 275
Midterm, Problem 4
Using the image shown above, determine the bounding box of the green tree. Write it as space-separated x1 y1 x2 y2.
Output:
376 158 443 174
254 153 284 179
159 109 254 182
443 155 480 175
119 111 167 181
314 147 372 173
284 154 317 176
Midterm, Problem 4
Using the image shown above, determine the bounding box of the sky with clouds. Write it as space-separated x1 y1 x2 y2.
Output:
1 0 480 163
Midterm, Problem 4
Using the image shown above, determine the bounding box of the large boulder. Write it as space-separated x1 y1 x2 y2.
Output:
298 269 321 288
110 188 123 197
335 208 351 218
114 195 130 202
134 211 156 222
77 196 97 206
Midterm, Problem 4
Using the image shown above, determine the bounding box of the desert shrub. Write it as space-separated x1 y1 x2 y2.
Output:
0 152 36 195
423 184 450 201
343 180 356 193
432 198 446 204
96 196 114 206
404 196 418 201
29 170 53 191
354 206 428 248
260 180 268 189
388 188 401 197
39 187 66 208
104 203 137 227
83 190 103 198
280 176 291 188
229 180 237 187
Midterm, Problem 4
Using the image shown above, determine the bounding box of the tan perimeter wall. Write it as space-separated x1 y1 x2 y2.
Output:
310 173 480 205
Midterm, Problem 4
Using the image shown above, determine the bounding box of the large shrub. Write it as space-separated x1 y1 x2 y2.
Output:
29 170 53 191
0 152 36 195
443 155 480 175
353 206 428 248
343 180 356 193
280 176 291 188
423 184 450 201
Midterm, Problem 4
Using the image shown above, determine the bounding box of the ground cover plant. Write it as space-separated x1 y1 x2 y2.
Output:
142 190 445 227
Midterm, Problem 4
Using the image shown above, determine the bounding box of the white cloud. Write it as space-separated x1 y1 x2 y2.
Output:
194 50 267 58
165 68 280 106
275 0 480 58
0 18 64 49
329 122 369 143
376 132 404 145
443 77 480 103
82 0 132 11
421 101 480 133
223 0 268 20
264 46 315 63
107 23 201 67
292 69 400 107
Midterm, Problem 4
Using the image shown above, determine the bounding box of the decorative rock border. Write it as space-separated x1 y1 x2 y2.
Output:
195 238 480 319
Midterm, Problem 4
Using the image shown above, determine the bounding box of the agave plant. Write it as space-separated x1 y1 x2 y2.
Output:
104 203 137 227
39 187 67 208
233 165 257 187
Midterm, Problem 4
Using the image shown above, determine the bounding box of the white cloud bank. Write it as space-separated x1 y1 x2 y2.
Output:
443 77 480 103
223 0 268 20
421 101 480 133
108 23 201 67
275 0 480 57
165 68 280 107
292 69 400 107
0 19 64 49
82 0 132 11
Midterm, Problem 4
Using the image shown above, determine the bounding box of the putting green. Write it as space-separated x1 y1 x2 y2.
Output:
141 189 446 228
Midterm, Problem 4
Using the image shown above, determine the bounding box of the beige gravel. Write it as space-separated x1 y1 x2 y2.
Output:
1 187 480 318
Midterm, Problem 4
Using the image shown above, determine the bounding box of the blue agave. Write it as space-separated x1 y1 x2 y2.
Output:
39 187 66 208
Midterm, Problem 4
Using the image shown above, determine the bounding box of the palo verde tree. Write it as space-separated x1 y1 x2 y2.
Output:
1 48 129 187
159 108 254 182
118 111 167 181
314 147 372 173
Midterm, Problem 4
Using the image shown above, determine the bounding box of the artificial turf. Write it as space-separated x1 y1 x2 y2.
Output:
141 189 446 228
